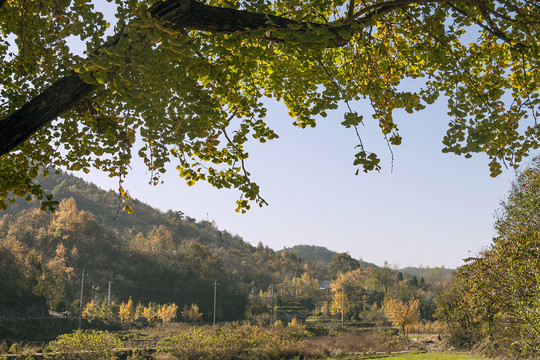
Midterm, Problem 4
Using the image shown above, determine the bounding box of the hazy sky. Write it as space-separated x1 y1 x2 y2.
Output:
69 2 518 269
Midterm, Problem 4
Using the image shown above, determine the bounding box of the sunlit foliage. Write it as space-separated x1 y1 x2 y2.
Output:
1 0 539 212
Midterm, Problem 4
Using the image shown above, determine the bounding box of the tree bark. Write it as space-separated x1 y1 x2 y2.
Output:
150 0 302 31
0 74 97 156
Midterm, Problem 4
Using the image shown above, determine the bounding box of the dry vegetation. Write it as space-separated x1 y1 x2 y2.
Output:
305 329 407 355
0 323 453 360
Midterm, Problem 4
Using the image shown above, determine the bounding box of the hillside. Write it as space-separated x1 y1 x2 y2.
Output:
1 171 451 326
282 244 379 270
0 171 322 321
280 245 337 266
398 266 454 284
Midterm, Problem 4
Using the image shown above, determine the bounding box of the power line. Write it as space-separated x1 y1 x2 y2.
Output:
114 282 215 292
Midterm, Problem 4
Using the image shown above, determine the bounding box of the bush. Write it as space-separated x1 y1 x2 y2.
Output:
46 330 123 360
156 323 315 360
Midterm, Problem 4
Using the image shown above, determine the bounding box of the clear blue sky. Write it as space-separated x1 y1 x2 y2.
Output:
75 96 516 269
71 2 518 269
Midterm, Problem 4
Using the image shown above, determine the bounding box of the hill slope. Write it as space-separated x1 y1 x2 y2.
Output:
282 244 379 269
0 171 320 320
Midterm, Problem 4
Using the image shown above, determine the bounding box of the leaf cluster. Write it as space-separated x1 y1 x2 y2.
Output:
1 0 539 211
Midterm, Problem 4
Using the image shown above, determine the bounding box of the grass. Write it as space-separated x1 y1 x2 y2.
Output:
328 353 490 360
386 353 488 360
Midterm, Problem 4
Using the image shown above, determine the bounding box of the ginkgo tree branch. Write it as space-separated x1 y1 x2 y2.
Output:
0 0 343 158
0 0 335 157
346 0 472 23
447 1 512 44
0 0 524 158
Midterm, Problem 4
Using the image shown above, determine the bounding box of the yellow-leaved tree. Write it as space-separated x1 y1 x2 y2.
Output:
383 297 420 333
118 298 135 322
82 300 100 319
320 301 330 316
330 290 350 317
143 303 159 322
182 303 203 323
158 303 178 324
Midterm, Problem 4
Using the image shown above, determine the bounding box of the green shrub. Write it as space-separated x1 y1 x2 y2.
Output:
156 323 314 360
46 330 123 360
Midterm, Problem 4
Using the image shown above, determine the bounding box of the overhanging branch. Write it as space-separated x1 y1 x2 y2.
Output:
0 0 523 158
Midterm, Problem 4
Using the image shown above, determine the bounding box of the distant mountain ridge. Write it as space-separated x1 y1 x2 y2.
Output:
281 245 454 282
281 244 379 269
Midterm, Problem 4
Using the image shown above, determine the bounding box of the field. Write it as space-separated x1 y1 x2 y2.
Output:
0 322 490 360
340 353 490 360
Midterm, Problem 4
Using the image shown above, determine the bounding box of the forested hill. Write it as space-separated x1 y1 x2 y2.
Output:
281 245 378 269
5 171 242 247
4 171 279 254
280 246 453 283
1 171 452 324
0 171 327 320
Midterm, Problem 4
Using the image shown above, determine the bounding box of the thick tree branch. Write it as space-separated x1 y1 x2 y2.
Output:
1 0 344 158
0 73 97 156
0 0 522 158
149 0 352 45
149 0 301 31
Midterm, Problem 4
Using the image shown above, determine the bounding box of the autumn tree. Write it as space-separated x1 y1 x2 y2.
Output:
146 225 175 255
331 269 372 317
320 301 331 316
182 303 203 323
435 274 482 348
279 272 320 306
328 253 361 278
330 284 350 318
143 302 160 322
82 300 100 319
1 0 538 213
99 301 110 319
383 297 420 333
448 158 540 354
373 267 394 293
39 243 75 310
118 297 135 322
158 303 179 324
0 242 47 316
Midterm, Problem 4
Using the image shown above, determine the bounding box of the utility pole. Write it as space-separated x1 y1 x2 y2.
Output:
270 284 274 323
213 280 217 326
78 269 86 330
107 281 112 321
341 290 345 327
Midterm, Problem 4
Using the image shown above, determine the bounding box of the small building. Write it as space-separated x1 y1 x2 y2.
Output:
314 276 332 290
